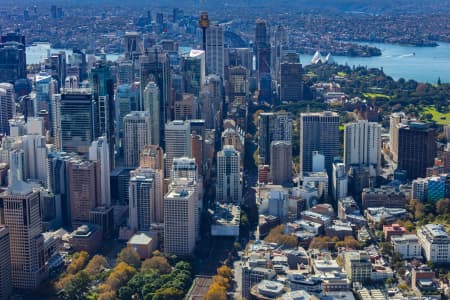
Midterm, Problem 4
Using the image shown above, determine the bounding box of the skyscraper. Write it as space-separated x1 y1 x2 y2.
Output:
0 226 11 300
164 187 197 256
280 53 303 102
129 167 164 230
258 112 293 165
68 159 101 228
332 161 348 201
300 111 340 175
123 111 151 168
206 24 224 78
124 31 142 61
255 19 270 78
89 136 111 207
228 66 248 106
273 25 288 84
398 121 436 179
164 120 191 177
0 83 15 135
1 181 47 289
139 48 170 144
181 50 205 96
344 120 381 173
22 135 48 184
270 141 292 185
90 62 115 162
142 82 160 145
140 144 164 171
216 145 242 204
59 88 97 155
115 83 139 149
0 33 26 83
389 112 406 164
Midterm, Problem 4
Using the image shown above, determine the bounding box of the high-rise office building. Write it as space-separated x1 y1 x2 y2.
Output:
216 145 242 204
140 47 170 144
228 66 248 106
344 120 381 173
164 187 197 256
181 50 205 97
170 156 202 241
8 149 25 186
35 71 54 116
272 25 288 84
123 111 151 168
89 136 111 207
117 61 134 85
255 19 270 78
50 51 66 89
1 182 47 289
140 144 164 171
0 83 15 135
129 167 164 230
68 159 101 228
200 74 222 129
22 135 48 184
59 88 97 155
142 81 160 145
206 24 224 78
332 161 348 201
0 33 26 83
280 53 303 102
226 48 253 71
124 31 142 61
164 120 191 177
90 63 115 162
389 112 406 164
115 83 139 148
258 112 293 165
270 141 292 185
398 121 436 179
0 226 11 300
300 111 340 175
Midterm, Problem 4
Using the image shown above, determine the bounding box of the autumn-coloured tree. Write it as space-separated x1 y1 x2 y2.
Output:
217 265 232 281
100 262 137 293
141 256 172 274
205 282 227 300
309 236 339 250
66 251 90 275
84 255 109 277
117 247 141 269
264 225 298 248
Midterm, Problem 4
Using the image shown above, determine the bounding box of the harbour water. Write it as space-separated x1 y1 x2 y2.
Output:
300 42 450 83
27 41 450 84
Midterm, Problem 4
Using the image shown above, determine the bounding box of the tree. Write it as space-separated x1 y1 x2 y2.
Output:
57 271 91 300
153 287 184 300
217 265 232 281
205 282 227 300
117 247 141 269
118 286 134 300
84 255 109 277
97 291 117 300
101 262 137 292
264 225 298 248
141 256 172 274
67 251 90 275
436 199 450 215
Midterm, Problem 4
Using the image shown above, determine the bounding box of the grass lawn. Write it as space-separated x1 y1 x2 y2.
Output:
363 92 392 99
422 106 450 125
337 72 347 77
